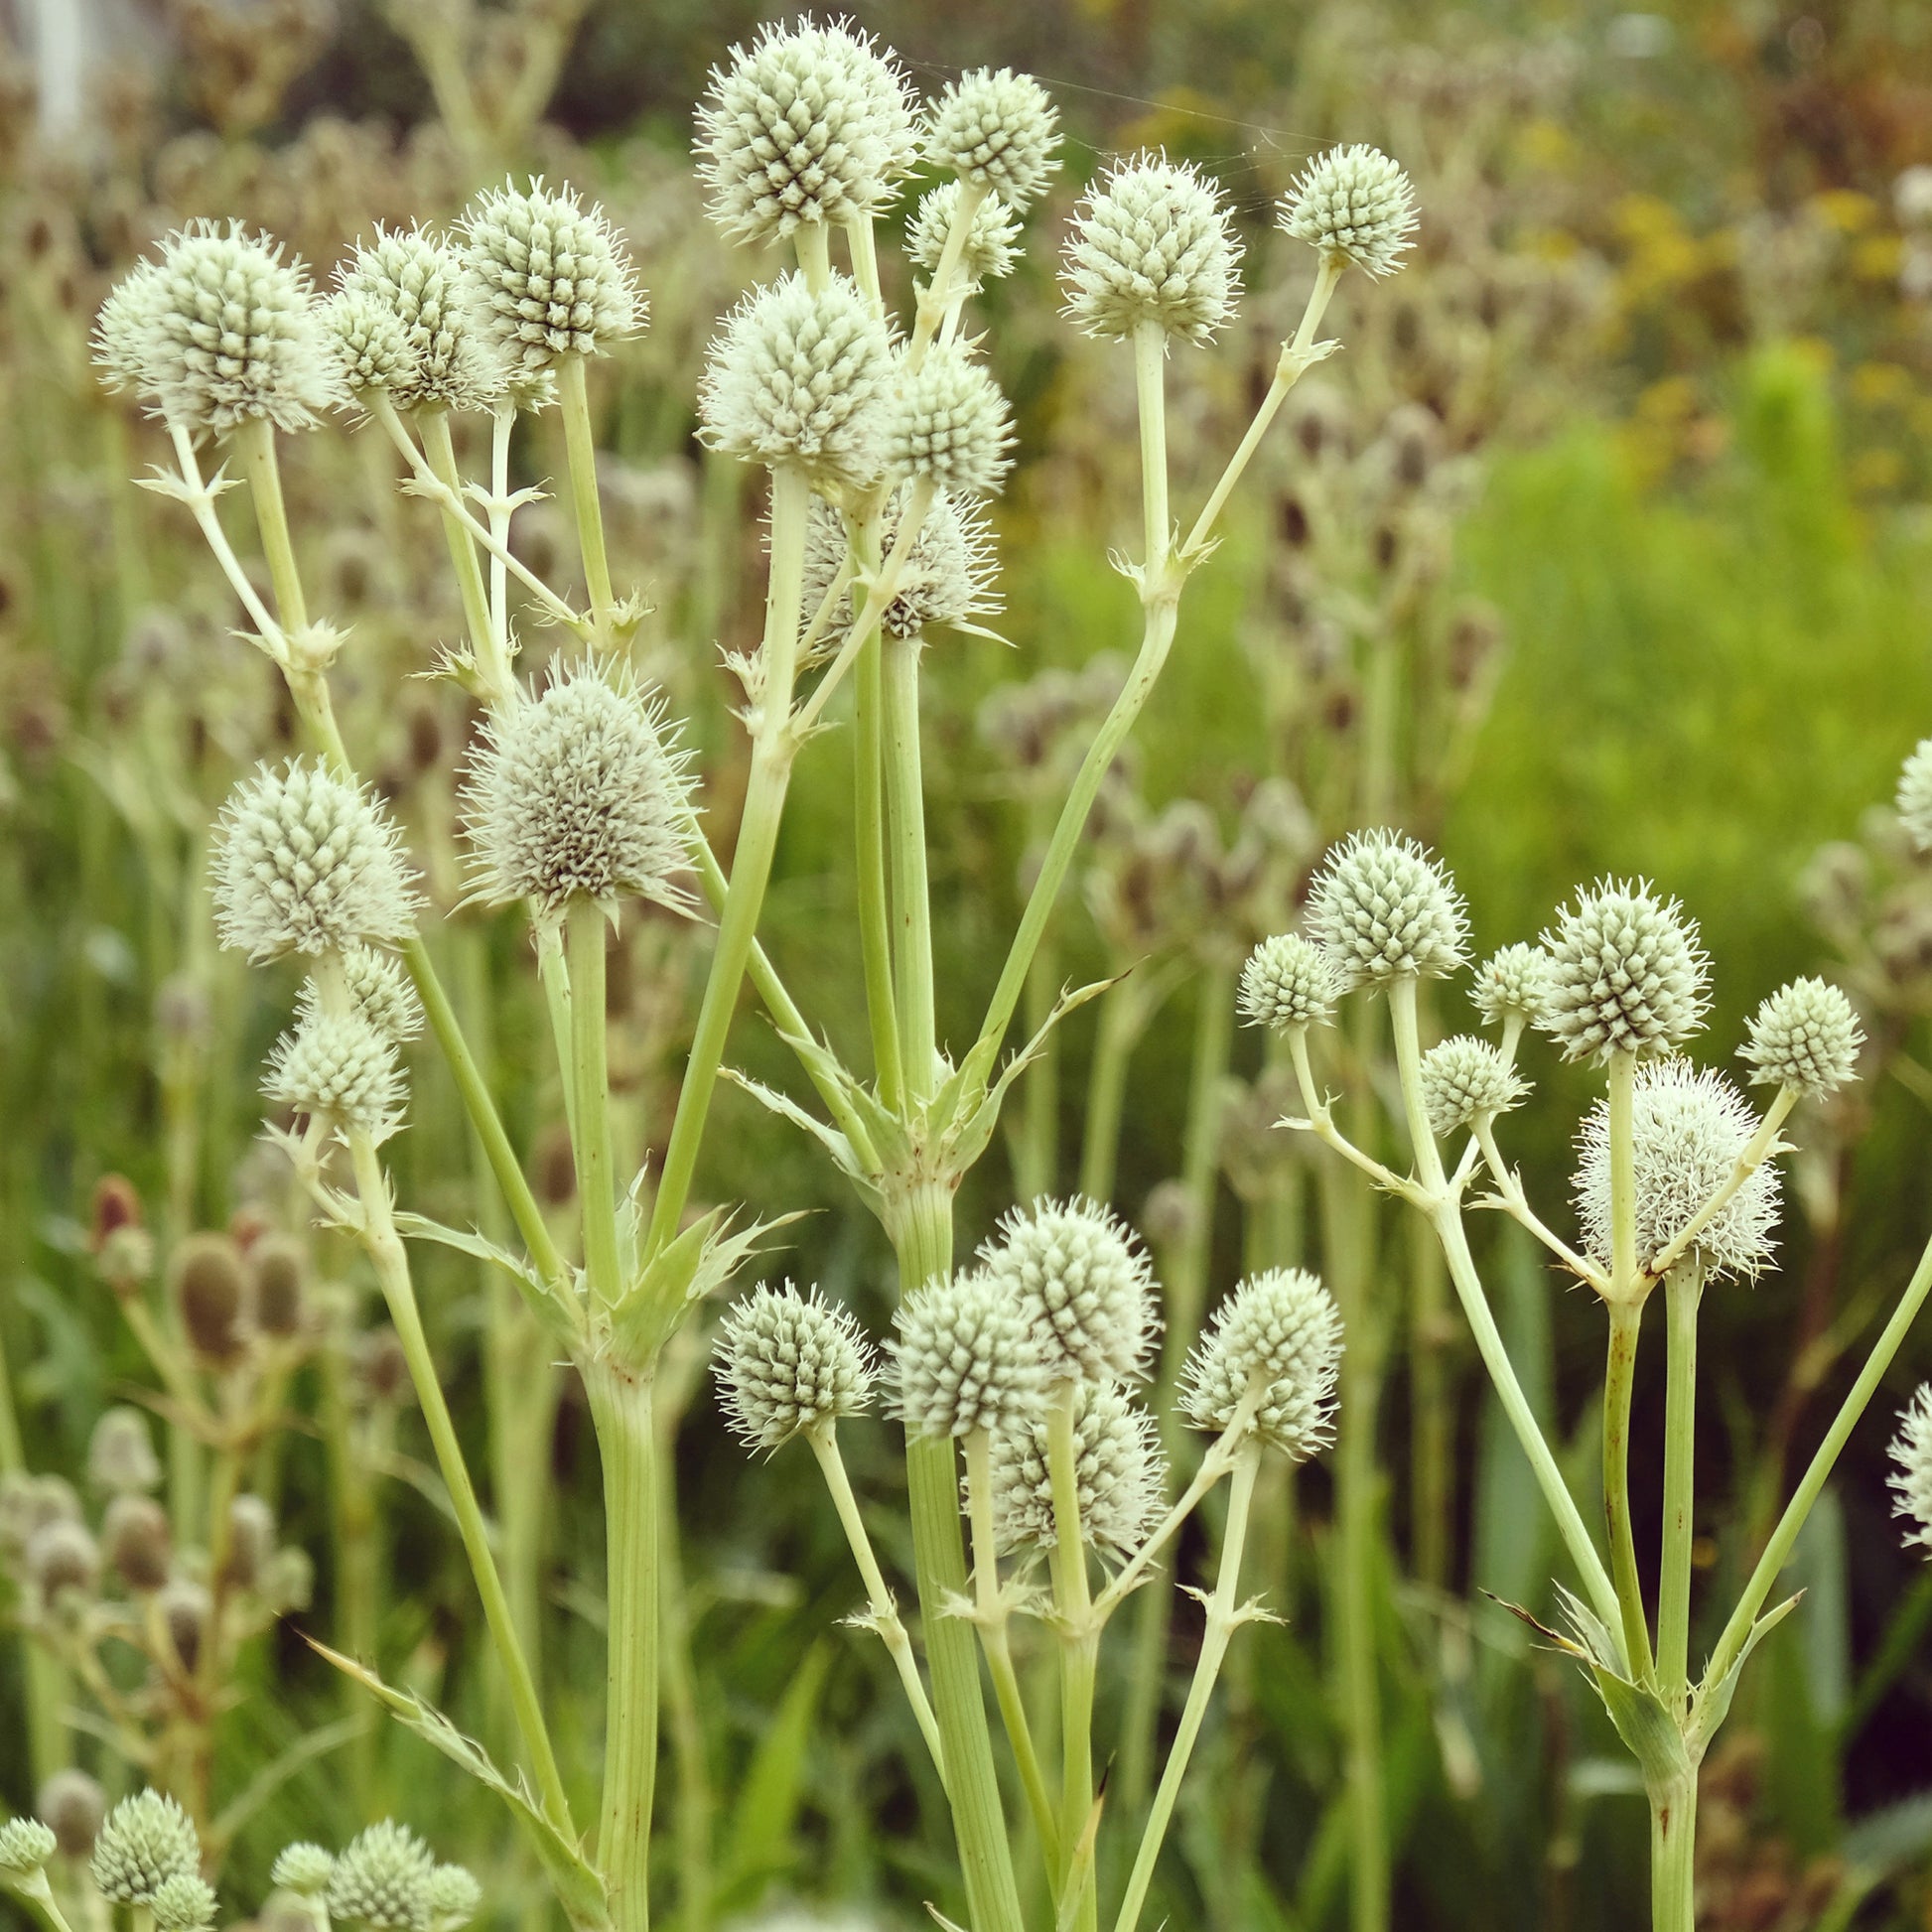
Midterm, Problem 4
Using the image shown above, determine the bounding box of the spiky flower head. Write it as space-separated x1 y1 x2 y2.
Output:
699 273 894 486
988 1381 1164 1556
696 19 916 244
1181 1268 1341 1459
264 1008 405 1143
978 1197 1158 1385
212 760 420 963
892 1270 1047 1439
338 224 506 411
1281 144 1419 279
1306 830 1468 992
92 221 339 434
1740 978 1863 1101
1061 154 1242 344
799 487 999 646
461 659 694 920
322 287 411 396
715 1283 876 1454
1420 1035 1527 1139
1576 1062 1779 1281
1890 1385 1932 1554
425 1865 482 1931
271 1845 335 1895
1896 738 1932 853
459 180 641 369
908 184 1022 289
328 1823 435 1932
1239 931 1336 1032
90 1793 200 1905
0 1819 57 1879
151 1872 217 1932
924 68 1059 213
296 944 425 1045
1540 880 1710 1063
1472 942 1556 1030
885 345 1013 498
88 1406 162 1495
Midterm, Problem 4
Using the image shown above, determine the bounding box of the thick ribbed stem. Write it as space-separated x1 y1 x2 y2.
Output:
558 353 617 634
417 407 502 689
1604 1050 1656 1681
1649 1776 1697 1932
568 898 621 1305
1046 1381 1099 1932
883 629 937 1101
854 622 903 1110
1658 1263 1703 1711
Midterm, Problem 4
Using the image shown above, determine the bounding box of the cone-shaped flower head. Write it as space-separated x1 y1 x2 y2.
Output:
461 658 694 919
0 1820 57 1879
1890 1385 1932 1554
696 19 916 244
893 1270 1047 1439
799 487 999 645
1897 738 1932 853
1181 1268 1341 1459
988 1381 1164 1556
1281 144 1418 279
1540 880 1709 1063
1739 978 1863 1101
90 1793 200 1905
296 944 425 1045
212 759 421 962
908 183 1022 289
1061 154 1241 344
92 221 339 434
1420 1035 1527 1139
885 345 1013 497
271 1845 336 1896
425 1865 482 1931
338 224 506 411
265 1006 406 1143
699 272 894 486
716 1283 876 1454
924 68 1059 213
88 1406 162 1495
1471 941 1556 1031
327 1822 435 1932
1239 931 1336 1032
459 180 641 368
1306 830 1468 992
151 1873 217 1932
978 1197 1158 1385
1576 1061 1779 1281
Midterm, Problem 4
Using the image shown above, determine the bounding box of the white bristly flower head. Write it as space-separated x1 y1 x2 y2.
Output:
322 287 411 397
1306 830 1469 992
265 1006 406 1144
1061 154 1242 344
272 1845 336 1896
459 179 641 368
1540 880 1710 1063
327 1823 435 1932
979 1197 1159 1385
1739 978 1863 1101
988 1381 1164 1557
715 1283 876 1454
1576 1061 1780 1281
908 183 1022 289
1472 942 1556 1031
93 221 339 435
89 1793 200 1905
892 1270 1047 1439
1281 144 1419 279
924 69 1060 213
0 1819 57 1879
1239 931 1336 1032
799 487 1000 649
699 273 895 487
1897 738 1932 852
461 658 695 920
425 1865 482 1932
211 759 421 963
1889 1385 1932 1554
296 944 425 1045
339 224 507 411
1420 1035 1527 1138
885 345 1013 497
150 1873 217 1932
1181 1268 1342 1460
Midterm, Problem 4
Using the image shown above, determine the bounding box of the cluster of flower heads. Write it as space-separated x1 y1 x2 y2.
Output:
277 1822 481 1932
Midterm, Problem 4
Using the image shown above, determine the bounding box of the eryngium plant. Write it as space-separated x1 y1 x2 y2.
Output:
91 13 1416 1928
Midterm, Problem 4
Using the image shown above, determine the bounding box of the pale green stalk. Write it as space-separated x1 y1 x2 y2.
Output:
657 1401 713 1932
320 1308 380 1792
10 1871 81 1932
568 898 621 1303
1603 1049 1657 1681
558 354 617 635
853 552 904 1110
911 181 988 359
1409 1214 1452 1590
1134 322 1170 580
882 628 937 1100
489 404 515 652
1045 1383 1099 1932
1649 1778 1697 1932
1015 794 1062 1202
417 406 503 688
1658 1261 1704 1712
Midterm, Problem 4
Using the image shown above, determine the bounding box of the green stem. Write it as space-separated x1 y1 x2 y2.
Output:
1649 1777 1697 1932
1046 1384 1098 1932
1133 323 1170 577
1603 1298 1655 1681
854 621 904 1111
558 354 617 635
418 407 503 690
234 418 309 629
657 1406 712 1932
1658 1263 1703 1712
883 629 936 1102
567 899 621 1304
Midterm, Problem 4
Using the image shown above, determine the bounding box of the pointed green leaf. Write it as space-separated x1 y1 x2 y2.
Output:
393 1212 580 1345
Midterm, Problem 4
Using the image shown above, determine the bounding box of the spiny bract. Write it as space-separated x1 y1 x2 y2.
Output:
264 1007 406 1143
799 488 1000 647
338 223 506 411
1471 942 1557 1030
1889 1385 1932 1554
907 182 1022 289
884 345 1013 498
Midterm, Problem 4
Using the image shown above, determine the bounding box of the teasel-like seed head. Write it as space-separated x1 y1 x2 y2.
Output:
1739 977 1863 1101
322 287 411 397
88 1406 161 1495
248 1234 308 1337
698 272 895 486
328 1823 436 1932
170 1231 248 1364
25 1519 98 1603
90 1792 200 1905
222 1493 276 1590
799 487 1000 648
1539 880 1710 1063
715 1282 877 1454
1061 153 1241 344
461 657 695 920
924 68 1059 213
103 1494 173 1594
1239 931 1336 1033
212 759 421 964
696 19 916 244
271 1845 336 1896
987 1381 1164 1557
93 222 340 435
425 1864 482 1932
1181 1268 1342 1460
978 1197 1159 1385
1896 738 1932 853
339 224 506 412
158 1579 210 1673
296 944 423 1046
892 1270 1047 1439
884 345 1013 497
151 1872 217 1932
37 1771 105 1862
265 1007 406 1144
1471 941 1556 1031
1280 144 1419 279
1890 1385 1932 1554
908 183 1022 290
1419 1035 1527 1139
1576 1061 1779 1281
1306 830 1468 992
0 1819 57 1880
